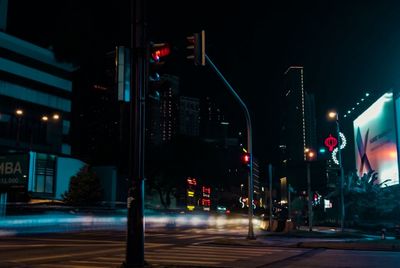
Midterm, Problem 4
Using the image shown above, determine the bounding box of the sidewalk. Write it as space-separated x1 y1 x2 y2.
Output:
209 226 400 251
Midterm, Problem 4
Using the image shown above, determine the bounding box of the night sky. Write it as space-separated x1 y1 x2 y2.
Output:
7 0 400 164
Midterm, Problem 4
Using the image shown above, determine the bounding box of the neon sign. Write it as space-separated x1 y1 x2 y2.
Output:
324 134 338 152
202 186 211 211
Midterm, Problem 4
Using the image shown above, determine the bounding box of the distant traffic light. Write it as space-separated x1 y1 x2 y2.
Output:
241 152 251 167
186 30 206 66
306 149 316 161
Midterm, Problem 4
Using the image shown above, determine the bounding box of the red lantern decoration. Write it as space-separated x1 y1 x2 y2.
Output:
324 134 338 152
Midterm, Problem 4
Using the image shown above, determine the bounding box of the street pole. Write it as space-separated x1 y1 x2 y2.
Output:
336 114 345 232
205 54 255 239
125 0 146 267
16 117 21 147
307 162 312 232
268 164 273 232
288 183 291 220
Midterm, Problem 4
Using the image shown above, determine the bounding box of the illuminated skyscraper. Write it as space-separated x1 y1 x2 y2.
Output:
280 66 317 188
281 66 307 161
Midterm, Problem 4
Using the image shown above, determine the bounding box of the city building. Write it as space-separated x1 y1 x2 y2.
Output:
200 96 227 141
72 50 122 165
279 66 317 190
305 92 317 152
0 29 84 203
148 74 179 145
178 96 200 137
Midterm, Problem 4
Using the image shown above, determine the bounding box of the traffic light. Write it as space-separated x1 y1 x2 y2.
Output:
186 30 206 66
241 152 251 167
149 42 170 82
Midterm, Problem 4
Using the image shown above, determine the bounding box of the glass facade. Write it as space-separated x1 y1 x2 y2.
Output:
33 153 56 195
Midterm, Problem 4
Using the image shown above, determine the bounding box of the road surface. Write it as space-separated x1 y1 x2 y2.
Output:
1 227 400 267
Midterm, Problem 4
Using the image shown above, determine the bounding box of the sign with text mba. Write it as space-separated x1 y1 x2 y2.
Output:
0 155 29 186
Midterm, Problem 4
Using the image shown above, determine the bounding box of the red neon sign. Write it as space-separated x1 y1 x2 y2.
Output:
201 199 211 207
202 186 210 194
324 134 338 152
187 178 197 186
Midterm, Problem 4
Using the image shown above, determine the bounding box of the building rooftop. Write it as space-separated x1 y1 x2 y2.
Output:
0 31 75 72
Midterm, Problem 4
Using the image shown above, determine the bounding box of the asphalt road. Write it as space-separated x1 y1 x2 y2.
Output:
1 227 400 267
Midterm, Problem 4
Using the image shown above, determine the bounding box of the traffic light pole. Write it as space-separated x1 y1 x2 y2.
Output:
124 0 146 267
205 54 255 239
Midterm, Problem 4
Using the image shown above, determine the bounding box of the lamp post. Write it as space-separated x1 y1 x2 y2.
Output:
15 109 23 147
306 150 315 232
328 111 345 232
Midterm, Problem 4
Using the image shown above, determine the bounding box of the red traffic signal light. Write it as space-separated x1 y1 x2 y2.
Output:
151 43 170 62
241 153 250 165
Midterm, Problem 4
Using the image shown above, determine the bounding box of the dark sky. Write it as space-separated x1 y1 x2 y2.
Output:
7 0 400 163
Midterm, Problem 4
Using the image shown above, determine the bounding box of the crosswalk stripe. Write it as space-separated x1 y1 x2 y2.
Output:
175 234 208 239
145 242 172 248
194 236 225 240
70 260 120 265
149 258 220 265
37 264 101 268
145 253 241 261
148 249 272 257
184 245 279 253
91 256 221 266
186 245 289 252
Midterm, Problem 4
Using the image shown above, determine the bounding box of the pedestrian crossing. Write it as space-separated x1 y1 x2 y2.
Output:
35 244 303 268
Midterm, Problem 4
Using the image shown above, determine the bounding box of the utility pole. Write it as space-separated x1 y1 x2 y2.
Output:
205 55 255 239
124 0 147 267
307 162 313 232
335 115 345 232
268 164 273 232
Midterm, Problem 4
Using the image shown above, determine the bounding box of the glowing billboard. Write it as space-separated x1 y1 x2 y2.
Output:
353 92 399 187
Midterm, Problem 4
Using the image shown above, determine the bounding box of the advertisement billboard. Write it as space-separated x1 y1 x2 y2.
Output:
353 92 399 187
0 154 29 186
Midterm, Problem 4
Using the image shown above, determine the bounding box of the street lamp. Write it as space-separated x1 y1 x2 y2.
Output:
52 114 60 120
328 111 345 232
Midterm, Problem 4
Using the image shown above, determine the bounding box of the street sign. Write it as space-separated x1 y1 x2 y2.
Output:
0 154 29 186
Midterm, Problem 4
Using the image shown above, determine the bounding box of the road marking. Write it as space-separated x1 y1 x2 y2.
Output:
7 237 121 244
37 264 106 268
12 247 123 263
29 244 298 268
70 260 120 266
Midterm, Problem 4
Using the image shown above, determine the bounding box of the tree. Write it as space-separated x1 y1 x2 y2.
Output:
326 170 400 225
146 136 235 209
62 165 103 206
